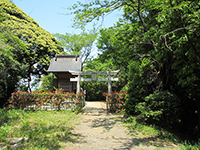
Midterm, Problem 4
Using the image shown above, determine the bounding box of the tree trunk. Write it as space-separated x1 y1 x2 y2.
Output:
28 75 32 92
195 100 200 137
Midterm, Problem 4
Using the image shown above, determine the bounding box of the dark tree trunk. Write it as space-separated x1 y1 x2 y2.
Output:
195 100 200 137
28 75 32 92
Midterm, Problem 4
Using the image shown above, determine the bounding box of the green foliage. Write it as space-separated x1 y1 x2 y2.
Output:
0 0 63 93
125 58 156 115
54 29 98 62
103 88 127 113
0 19 28 106
124 116 160 138
82 57 120 101
97 25 136 70
82 81 107 101
123 116 182 147
0 0 65 106
38 74 55 92
76 0 200 138
135 91 181 127
180 141 200 150
0 109 26 141
8 89 84 112
68 0 122 29
67 0 200 139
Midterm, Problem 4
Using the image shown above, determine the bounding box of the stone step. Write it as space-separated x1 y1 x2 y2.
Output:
83 111 108 116
81 101 108 116
83 108 108 116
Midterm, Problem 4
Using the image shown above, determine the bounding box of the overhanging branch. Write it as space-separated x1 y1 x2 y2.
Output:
160 26 196 52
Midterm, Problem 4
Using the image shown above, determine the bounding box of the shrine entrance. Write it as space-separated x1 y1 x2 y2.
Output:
69 70 120 94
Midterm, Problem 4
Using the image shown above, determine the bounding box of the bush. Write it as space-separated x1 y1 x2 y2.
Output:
7 89 84 112
135 91 181 128
103 87 127 113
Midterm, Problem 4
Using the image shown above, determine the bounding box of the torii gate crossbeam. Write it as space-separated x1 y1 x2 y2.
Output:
69 70 120 94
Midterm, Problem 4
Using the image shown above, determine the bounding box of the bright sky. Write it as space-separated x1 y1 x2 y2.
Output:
12 0 122 35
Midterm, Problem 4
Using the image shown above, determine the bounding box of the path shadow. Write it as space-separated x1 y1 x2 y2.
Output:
89 116 124 131
81 115 176 149
114 135 176 150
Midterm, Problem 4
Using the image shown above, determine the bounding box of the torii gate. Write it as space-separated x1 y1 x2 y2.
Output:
69 70 120 94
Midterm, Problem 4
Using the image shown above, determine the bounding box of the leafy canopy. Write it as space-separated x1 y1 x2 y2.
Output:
0 0 64 92
54 29 98 62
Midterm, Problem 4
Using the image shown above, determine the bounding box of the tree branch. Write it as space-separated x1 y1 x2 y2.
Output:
136 0 148 32
160 26 196 52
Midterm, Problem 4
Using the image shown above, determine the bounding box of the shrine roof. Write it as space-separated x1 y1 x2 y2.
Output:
47 55 82 73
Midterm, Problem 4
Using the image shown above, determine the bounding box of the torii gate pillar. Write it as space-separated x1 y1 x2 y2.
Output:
108 72 111 94
77 74 81 94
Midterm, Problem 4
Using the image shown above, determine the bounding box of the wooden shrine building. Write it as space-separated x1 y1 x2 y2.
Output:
47 55 82 92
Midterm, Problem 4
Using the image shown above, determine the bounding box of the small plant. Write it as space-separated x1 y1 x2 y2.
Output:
123 116 184 148
73 92 85 114
103 88 127 114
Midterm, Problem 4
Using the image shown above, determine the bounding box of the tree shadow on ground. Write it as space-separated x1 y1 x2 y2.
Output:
114 136 176 150
85 115 176 149
89 116 123 131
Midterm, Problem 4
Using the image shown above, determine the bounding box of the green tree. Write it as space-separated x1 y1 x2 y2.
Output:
0 0 64 92
37 74 55 92
82 57 119 101
69 0 200 137
68 0 122 29
0 7 28 106
54 29 98 62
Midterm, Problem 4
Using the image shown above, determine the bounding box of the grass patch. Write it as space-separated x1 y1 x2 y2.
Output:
123 116 200 149
0 109 79 149
124 116 160 137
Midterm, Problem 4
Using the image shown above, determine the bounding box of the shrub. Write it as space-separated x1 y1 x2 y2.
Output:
103 88 127 113
51 89 67 110
135 91 181 128
8 89 84 112
8 91 32 109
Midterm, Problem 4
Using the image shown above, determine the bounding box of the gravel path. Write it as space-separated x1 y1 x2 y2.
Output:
62 102 177 150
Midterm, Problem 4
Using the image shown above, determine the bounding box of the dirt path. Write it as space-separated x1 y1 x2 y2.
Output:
62 102 177 150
